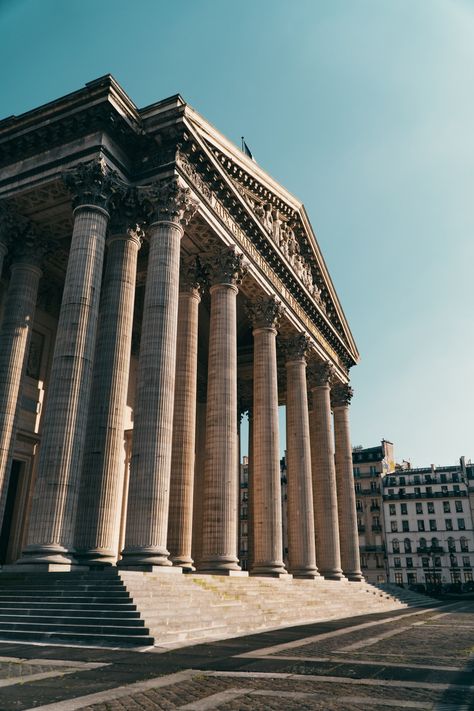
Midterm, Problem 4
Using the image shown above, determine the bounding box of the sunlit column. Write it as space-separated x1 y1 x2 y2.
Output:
19 159 116 569
308 362 343 580
75 205 142 565
332 383 363 581
285 334 319 578
247 296 287 577
120 179 198 569
198 247 247 574
167 258 203 570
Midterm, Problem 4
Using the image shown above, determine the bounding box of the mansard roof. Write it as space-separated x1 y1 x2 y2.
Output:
0 74 359 371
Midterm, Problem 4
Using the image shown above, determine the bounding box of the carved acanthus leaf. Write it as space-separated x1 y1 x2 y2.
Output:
308 361 334 388
180 256 206 293
246 295 284 330
284 332 312 362
138 177 199 226
204 246 248 287
331 383 354 407
62 156 126 212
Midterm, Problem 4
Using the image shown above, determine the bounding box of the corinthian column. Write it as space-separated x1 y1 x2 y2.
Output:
120 179 198 569
332 383 363 581
247 296 287 577
0 235 45 530
0 203 13 278
197 247 247 574
74 194 142 566
18 158 119 569
285 334 319 578
167 257 203 570
191 377 207 567
308 362 343 580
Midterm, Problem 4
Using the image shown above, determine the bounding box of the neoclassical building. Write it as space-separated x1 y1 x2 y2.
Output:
0 75 362 582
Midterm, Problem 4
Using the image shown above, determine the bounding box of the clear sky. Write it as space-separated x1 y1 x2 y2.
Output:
1 0 473 467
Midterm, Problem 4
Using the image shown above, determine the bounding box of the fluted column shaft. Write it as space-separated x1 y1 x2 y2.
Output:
309 374 343 580
285 336 319 578
167 285 201 569
0 241 8 279
198 281 241 572
19 204 109 567
333 385 363 581
0 260 42 529
191 397 206 566
74 230 141 565
249 296 286 577
120 220 183 568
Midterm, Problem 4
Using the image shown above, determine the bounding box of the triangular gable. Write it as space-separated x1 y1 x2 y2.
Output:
178 106 359 367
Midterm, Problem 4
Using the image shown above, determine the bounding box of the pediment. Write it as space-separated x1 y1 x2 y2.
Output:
180 108 359 367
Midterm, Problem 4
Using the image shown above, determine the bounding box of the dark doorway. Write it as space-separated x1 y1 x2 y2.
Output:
0 460 22 564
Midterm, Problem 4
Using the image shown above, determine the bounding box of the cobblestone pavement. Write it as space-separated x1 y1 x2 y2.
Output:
0 600 472 710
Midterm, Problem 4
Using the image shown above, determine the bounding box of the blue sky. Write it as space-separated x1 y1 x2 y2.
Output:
1 0 473 466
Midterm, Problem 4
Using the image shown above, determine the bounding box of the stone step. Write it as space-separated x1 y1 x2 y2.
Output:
0 607 141 619
0 629 154 647
0 600 137 611
0 594 131 604
0 614 146 626
0 621 150 635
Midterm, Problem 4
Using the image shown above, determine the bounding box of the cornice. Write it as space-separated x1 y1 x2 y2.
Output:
176 144 356 371
0 76 143 171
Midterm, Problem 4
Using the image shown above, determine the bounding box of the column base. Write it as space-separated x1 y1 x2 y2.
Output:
171 556 195 572
346 572 365 582
196 555 241 574
319 568 345 581
75 549 117 567
119 546 172 568
15 544 78 568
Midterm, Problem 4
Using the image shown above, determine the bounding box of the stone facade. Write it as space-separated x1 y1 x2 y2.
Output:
383 461 474 590
0 76 361 583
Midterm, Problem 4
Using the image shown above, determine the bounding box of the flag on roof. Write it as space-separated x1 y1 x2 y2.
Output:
241 137 256 162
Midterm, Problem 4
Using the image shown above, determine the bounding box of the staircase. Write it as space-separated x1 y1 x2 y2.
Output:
0 570 153 647
374 582 439 607
0 570 439 650
119 571 431 648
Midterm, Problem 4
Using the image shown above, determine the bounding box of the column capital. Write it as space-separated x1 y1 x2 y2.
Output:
107 186 149 243
179 255 206 295
246 295 284 330
11 230 55 272
138 177 199 227
62 156 125 214
331 382 354 407
308 361 334 388
284 332 311 363
204 246 247 287
0 202 15 254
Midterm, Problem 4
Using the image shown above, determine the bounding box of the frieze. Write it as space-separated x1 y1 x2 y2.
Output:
176 150 345 368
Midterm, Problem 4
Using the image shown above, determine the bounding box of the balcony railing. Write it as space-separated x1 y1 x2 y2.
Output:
416 546 445 555
384 491 467 500
372 524 383 532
